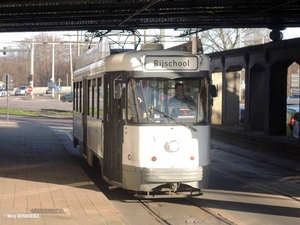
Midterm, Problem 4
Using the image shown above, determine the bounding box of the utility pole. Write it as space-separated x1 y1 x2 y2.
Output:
52 35 55 98
5 74 10 121
29 40 34 99
69 39 73 92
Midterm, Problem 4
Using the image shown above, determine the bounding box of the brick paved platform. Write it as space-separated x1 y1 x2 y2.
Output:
0 119 130 225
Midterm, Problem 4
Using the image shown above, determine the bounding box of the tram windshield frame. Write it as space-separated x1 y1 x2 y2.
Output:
126 77 210 124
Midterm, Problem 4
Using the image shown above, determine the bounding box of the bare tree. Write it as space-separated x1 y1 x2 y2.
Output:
32 33 76 87
0 45 30 88
242 28 272 46
200 28 272 53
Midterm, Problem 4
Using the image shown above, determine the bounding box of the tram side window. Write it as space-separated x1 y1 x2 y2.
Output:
72 82 75 111
92 78 97 117
88 79 95 117
200 79 208 121
74 82 78 112
97 77 103 119
79 81 83 113
74 81 83 113
87 80 90 115
127 79 144 122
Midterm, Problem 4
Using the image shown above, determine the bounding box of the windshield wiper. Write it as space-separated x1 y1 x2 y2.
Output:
151 107 197 132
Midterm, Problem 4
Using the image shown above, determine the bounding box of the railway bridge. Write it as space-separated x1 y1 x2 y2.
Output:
208 37 300 139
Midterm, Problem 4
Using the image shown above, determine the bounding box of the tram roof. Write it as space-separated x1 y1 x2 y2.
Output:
74 47 211 80
76 39 204 69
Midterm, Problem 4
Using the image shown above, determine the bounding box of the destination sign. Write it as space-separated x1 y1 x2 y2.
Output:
144 56 198 70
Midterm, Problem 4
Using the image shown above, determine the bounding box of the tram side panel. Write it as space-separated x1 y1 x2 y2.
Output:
73 114 83 154
86 116 103 159
73 79 104 163
73 81 83 154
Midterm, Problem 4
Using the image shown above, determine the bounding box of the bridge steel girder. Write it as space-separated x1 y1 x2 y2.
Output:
208 38 300 136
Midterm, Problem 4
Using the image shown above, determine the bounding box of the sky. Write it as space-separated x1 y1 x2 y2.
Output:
0 31 76 46
282 28 300 39
0 29 187 49
0 28 299 48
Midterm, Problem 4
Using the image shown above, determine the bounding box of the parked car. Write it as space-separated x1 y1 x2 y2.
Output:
239 107 245 126
0 87 9 97
287 106 299 138
60 92 73 102
287 94 300 105
99 88 103 98
15 86 28 96
46 87 53 94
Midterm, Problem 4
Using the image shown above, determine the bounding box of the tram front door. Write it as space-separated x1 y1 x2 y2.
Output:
102 73 123 184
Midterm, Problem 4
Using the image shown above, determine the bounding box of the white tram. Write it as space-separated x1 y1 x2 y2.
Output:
73 38 217 197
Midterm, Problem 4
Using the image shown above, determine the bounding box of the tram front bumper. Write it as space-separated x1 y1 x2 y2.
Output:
142 166 207 183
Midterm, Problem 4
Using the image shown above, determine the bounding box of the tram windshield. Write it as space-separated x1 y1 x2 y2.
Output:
127 78 209 124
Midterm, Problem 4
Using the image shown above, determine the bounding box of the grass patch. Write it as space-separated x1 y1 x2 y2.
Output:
0 108 39 116
0 108 73 118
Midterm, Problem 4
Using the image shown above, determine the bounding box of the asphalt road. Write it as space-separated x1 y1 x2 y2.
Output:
0 94 73 112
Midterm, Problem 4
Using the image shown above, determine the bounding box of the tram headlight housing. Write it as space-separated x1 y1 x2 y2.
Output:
166 140 180 152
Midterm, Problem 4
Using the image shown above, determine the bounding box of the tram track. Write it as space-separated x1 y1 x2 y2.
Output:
137 196 236 225
138 201 172 225
210 145 300 202
183 197 237 225
211 139 300 173
53 121 300 225
68 140 300 225
210 164 300 202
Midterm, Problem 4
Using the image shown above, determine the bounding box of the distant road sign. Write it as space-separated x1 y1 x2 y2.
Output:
47 81 56 88
56 86 62 91
28 85 33 92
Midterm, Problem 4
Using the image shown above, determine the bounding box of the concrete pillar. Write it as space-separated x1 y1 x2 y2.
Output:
249 64 265 132
222 71 240 126
268 62 290 135
211 71 222 124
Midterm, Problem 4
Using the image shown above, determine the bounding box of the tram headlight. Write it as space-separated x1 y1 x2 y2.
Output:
166 140 180 152
127 154 132 160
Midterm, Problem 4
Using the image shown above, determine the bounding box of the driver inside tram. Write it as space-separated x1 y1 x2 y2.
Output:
169 83 195 106
169 83 196 117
